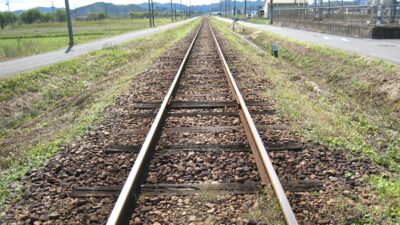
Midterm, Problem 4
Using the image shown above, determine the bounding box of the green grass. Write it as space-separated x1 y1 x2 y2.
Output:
222 15 270 24
211 18 399 224
247 18 271 24
0 18 171 61
0 18 199 213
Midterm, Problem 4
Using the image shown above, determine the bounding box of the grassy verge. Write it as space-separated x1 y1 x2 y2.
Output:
0 18 199 212
222 16 270 24
246 18 270 24
0 18 171 61
211 18 399 224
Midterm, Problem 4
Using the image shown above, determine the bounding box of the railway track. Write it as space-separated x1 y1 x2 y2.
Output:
2 17 382 225
99 19 298 225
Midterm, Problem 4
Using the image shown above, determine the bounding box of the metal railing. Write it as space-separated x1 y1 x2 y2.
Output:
273 3 400 26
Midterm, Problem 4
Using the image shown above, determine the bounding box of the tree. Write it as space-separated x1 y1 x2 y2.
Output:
41 13 53 23
88 12 107 21
20 8 42 24
0 13 4 29
55 9 67 22
87 12 98 21
98 12 107 20
0 12 18 29
129 12 147 19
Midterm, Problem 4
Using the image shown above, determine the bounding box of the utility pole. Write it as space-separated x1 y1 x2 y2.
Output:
224 0 226 16
64 0 74 49
228 0 231 15
233 0 236 16
171 0 174 22
270 0 273 24
180 0 182 20
51 1 55 16
389 0 397 23
187 0 189 17
244 0 247 20
6 0 10 12
148 0 152 27
314 0 317 19
151 0 155 27
328 0 330 17
189 0 191 17
220 0 222 15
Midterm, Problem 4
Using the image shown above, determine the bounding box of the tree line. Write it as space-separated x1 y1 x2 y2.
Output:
128 11 177 19
0 8 108 29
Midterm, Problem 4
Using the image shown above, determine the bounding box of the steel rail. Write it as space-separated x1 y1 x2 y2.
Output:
208 23 299 225
106 20 204 225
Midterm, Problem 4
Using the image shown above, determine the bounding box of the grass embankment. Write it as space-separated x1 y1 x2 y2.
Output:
223 15 270 25
0 18 171 61
246 18 270 24
0 18 199 212
211 18 399 224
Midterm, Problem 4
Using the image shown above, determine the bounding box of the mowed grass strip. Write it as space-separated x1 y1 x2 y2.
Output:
0 18 199 211
246 18 271 25
0 18 171 61
211 18 399 224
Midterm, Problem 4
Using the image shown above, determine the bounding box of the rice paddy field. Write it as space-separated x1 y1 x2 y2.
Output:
0 18 171 61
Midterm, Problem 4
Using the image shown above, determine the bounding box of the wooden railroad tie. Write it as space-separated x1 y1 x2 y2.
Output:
104 143 303 154
133 101 272 109
129 109 276 118
118 124 290 135
70 181 324 198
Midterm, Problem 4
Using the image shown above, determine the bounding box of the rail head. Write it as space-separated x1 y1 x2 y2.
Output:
106 20 204 225
208 22 299 225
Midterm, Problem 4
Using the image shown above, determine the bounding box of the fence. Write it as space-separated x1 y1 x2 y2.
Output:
273 2 400 26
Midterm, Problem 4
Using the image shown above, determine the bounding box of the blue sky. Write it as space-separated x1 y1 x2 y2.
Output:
0 0 223 11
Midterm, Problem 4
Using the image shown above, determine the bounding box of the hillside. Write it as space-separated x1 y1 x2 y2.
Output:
75 2 144 16
12 1 264 16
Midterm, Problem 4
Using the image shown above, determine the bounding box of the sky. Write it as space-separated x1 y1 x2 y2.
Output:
0 0 225 11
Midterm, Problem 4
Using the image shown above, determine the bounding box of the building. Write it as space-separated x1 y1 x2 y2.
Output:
264 0 307 18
